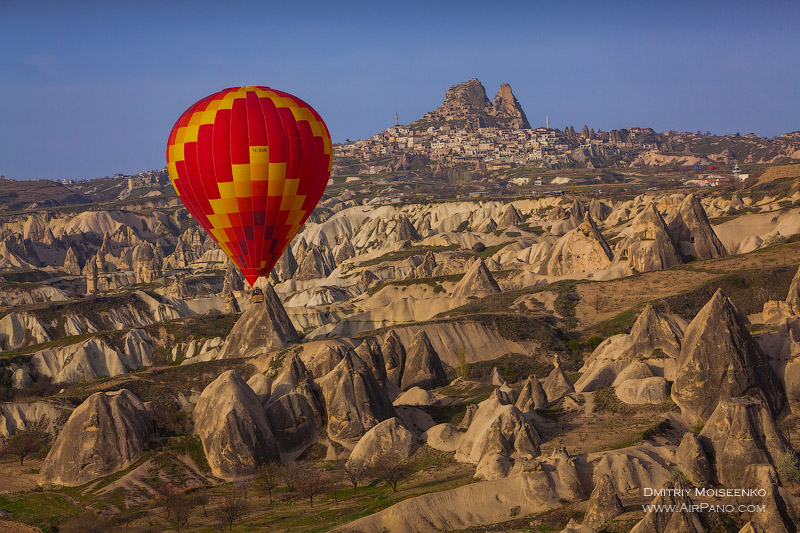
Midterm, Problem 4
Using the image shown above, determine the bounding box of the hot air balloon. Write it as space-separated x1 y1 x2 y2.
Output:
166 86 332 297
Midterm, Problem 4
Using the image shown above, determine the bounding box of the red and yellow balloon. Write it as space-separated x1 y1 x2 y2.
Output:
166 86 331 286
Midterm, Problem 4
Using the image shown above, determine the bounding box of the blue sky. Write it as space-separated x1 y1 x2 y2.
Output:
1 0 798 180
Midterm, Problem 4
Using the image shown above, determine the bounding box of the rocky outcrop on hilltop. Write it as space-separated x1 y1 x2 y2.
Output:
614 203 682 272
416 79 530 130
672 289 785 420
399 331 448 391
270 246 299 283
410 250 437 279
346 417 418 471
539 215 613 276
491 84 530 129
667 194 727 260
451 258 501 298
317 350 396 447
193 370 279 479
698 396 789 487
40 390 154 486
219 283 299 358
395 216 421 243
588 199 612 221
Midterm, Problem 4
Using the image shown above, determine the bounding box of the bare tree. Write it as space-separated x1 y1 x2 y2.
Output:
296 466 327 508
256 462 280 503
155 484 195 532
192 491 210 517
343 460 367 493
280 462 301 495
0 417 49 465
219 482 248 532
369 452 416 492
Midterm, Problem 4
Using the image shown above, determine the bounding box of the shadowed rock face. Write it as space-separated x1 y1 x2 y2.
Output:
672 289 785 420
667 194 727 260
698 396 789 487
451 258 501 299
40 389 154 486
583 473 624 530
270 246 298 283
787 265 800 312
399 331 448 391
193 370 279 479
295 246 333 281
266 383 322 462
317 350 396 447
219 284 299 358
497 203 524 228
382 331 407 386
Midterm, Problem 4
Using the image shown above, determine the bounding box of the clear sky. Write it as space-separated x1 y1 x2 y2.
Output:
1 0 798 180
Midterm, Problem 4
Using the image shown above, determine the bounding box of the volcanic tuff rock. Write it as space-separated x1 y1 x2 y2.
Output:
543 365 575 404
451 258 501 298
295 245 333 280
497 203 524 228
672 289 785 420
539 215 613 276
455 391 540 479
416 79 530 129
0 400 67 438
193 370 279 479
515 375 548 411
410 250 437 279
560 520 597 533
667 194 727 260
265 381 323 461
40 389 154 486
317 349 396 447
615 377 670 404
583 473 624 530
382 330 406 386
614 203 682 272
271 246 298 283
219 283 299 358
698 396 789 487
576 304 685 392
62 246 81 275
399 331 448 391
222 261 245 294
345 417 418 471
674 432 712 485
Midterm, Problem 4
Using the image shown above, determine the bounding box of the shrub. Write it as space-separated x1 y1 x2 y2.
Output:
775 449 800 486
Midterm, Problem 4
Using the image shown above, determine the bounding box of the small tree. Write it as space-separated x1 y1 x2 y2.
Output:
256 462 280 503
296 466 327 508
192 491 210 517
369 452 415 492
156 484 195 532
219 482 248 532
0 417 49 465
280 462 301 495
343 460 367 493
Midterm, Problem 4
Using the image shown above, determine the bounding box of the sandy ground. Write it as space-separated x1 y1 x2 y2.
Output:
0 521 39 533
0 458 43 493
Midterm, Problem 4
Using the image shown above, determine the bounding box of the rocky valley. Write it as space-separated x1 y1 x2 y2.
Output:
2 87 800 532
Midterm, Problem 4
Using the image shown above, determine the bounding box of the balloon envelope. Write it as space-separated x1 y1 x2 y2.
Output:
166 86 331 286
